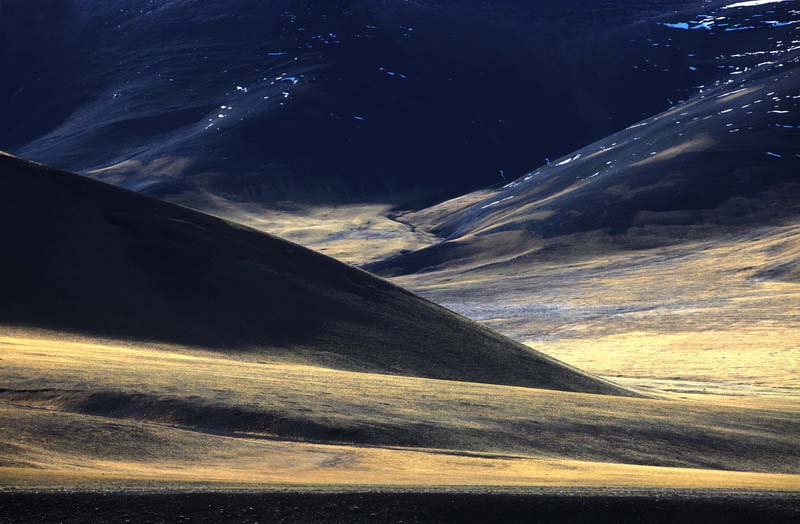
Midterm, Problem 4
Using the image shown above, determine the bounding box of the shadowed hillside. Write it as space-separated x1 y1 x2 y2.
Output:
0 153 631 395
5 0 793 265
0 0 733 203
369 49 800 276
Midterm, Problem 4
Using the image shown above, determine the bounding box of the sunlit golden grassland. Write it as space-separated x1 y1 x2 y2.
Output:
395 222 800 402
168 190 437 264
88 156 438 266
2 333 799 491
4 406 799 491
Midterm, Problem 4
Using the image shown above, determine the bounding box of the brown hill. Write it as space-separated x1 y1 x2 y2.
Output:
0 153 631 396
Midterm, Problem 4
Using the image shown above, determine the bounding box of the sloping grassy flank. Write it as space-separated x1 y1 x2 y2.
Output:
2 335 798 473
0 154 631 395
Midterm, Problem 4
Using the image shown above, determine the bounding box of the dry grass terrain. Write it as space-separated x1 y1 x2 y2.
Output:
374 56 800 404
1 153 799 496
1 333 799 491
0 153 626 395
2 5 800 519
392 222 800 401
3 407 798 492
167 191 437 265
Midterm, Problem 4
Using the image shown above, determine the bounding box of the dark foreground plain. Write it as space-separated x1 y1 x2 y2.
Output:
1 491 798 524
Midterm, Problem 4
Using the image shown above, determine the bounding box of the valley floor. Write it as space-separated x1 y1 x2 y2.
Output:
168 191 437 265
392 222 800 403
1 332 799 495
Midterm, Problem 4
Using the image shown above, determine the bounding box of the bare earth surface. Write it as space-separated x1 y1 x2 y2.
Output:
1 491 799 524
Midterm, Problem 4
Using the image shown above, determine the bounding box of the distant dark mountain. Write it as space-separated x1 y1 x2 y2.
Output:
0 0 742 203
368 0 800 276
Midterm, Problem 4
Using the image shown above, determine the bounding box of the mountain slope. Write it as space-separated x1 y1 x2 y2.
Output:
0 153 632 396
0 0 731 202
370 31 800 276
5 155 800 493
365 2 800 398
5 0 791 266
